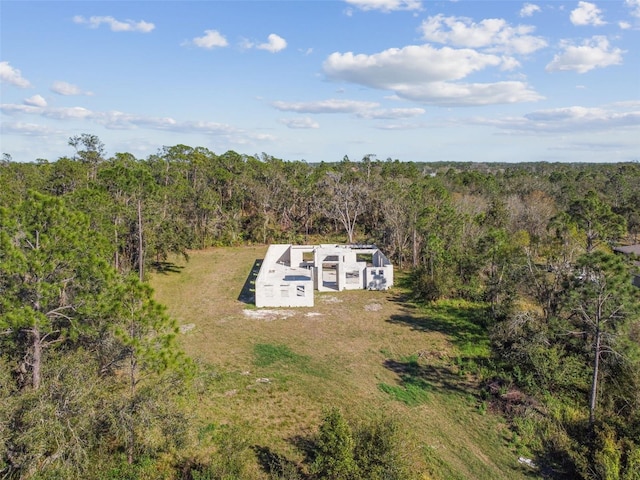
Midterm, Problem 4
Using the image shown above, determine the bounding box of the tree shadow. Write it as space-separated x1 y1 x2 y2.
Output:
382 358 477 397
383 301 493 398
238 259 263 304
287 434 317 466
386 301 490 352
252 445 308 479
150 261 184 274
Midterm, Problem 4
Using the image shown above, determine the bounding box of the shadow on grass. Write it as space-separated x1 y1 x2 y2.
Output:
287 434 317 465
382 300 493 401
253 445 308 479
386 301 491 354
238 258 263 304
150 261 184 274
383 358 477 398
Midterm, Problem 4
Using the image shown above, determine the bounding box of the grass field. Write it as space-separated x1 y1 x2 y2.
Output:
150 246 540 479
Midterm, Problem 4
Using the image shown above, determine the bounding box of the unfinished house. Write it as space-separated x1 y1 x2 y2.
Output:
254 244 394 308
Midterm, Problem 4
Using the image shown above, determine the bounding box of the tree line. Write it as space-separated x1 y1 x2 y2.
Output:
1 135 639 479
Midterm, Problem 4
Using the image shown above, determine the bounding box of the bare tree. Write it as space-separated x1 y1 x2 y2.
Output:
320 171 367 243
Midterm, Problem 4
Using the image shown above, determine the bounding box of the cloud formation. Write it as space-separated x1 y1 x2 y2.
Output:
420 15 547 55
189 30 229 49
546 36 623 73
323 44 542 106
344 0 422 12
280 117 320 129
519 3 541 17
73 15 155 33
570 2 606 26
1 122 62 136
326 45 503 84
273 99 426 120
272 99 379 114
357 107 425 119
627 0 640 18
24 95 47 107
0 102 274 145
0 61 32 88
51 81 93 96
471 104 640 134
257 34 287 53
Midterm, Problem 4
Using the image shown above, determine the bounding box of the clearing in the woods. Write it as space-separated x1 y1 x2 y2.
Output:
150 245 538 479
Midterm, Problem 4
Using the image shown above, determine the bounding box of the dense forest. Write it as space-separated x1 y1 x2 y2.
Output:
1 134 639 479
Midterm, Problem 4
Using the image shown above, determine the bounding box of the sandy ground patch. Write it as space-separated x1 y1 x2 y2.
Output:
243 309 296 321
364 303 382 311
320 295 342 303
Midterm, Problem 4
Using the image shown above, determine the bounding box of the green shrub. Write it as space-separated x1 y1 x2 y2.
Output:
311 408 357 480
622 441 640 480
593 425 622 480
353 417 408 480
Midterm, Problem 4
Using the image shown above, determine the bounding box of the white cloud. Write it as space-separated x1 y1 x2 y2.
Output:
468 104 640 134
419 15 547 55
73 15 155 33
239 38 255 50
273 100 426 119
344 0 422 12
272 99 379 114
394 81 543 106
0 104 43 115
1 122 62 136
546 36 623 73
0 102 274 145
44 106 94 120
280 117 320 129
357 107 425 119
257 34 287 53
189 30 229 49
323 44 542 106
50 81 93 96
24 95 47 107
325 45 503 84
627 0 640 18
570 2 606 26
374 122 426 130
619 21 631 29
0 61 32 88
519 3 541 17
500 56 522 70
524 105 606 121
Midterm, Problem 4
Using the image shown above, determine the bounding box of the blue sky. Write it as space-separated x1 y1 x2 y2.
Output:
1 0 639 163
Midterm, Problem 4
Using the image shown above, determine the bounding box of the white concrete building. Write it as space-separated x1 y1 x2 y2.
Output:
254 244 393 308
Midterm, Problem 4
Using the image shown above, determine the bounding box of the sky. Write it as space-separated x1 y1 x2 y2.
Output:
1 0 639 164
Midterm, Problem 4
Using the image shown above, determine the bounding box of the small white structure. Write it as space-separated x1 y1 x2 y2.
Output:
254 244 394 308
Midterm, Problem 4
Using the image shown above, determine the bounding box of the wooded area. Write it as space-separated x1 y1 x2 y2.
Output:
1 136 639 479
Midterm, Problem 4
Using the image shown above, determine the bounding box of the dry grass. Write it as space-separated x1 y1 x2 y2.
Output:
151 246 539 479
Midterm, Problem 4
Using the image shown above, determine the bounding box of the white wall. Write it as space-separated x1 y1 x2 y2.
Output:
255 280 314 307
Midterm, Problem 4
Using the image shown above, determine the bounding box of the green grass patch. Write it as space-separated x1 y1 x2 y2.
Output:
423 445 467 480
253 343 330 379
254 343 306 367
379 375 432 406
388 299 492 362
